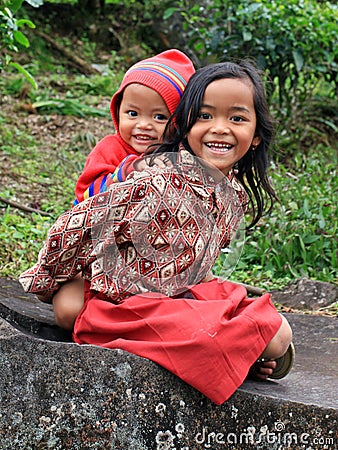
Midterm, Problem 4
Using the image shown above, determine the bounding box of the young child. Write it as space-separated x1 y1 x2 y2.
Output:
75 48 195 204
52 49 195 330
19 60 293 405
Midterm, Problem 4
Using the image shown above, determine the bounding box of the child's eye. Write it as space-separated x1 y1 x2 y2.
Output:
198 112 212 120
231 115 245 122
127 110 137 117
154 113 168 121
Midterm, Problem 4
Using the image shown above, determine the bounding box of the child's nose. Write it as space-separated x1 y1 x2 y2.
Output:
211 120 230 134
136 117 152 129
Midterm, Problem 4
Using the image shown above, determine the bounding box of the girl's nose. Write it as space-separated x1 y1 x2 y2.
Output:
211 120 230 134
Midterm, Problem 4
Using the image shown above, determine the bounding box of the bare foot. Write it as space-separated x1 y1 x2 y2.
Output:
248 359 277 381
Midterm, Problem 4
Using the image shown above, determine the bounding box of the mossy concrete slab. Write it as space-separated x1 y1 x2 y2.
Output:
0 278 337 449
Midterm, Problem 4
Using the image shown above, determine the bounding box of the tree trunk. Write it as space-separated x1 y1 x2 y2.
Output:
35 31 101 75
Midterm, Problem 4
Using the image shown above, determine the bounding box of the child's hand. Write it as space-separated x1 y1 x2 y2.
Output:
134 154 173 171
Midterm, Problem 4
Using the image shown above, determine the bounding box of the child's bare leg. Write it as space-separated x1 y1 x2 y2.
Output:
261 314 292 360
53 274 84 330
250 314 293 380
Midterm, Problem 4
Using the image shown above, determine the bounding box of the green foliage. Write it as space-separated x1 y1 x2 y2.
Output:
0 123 86 277
107 0 173 21
164 0 338 156
0 210 52 276
31 98 110 117
1 71 117 117
0 0 41 88
100 0 176 52
214 149 338 290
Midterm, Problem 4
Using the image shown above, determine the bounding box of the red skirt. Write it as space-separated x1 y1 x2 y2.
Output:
73 278 282 405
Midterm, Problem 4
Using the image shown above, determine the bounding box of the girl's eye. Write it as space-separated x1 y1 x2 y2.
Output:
198 112 212 120
127 110 137 117
154 113 168 121
231 115 245 122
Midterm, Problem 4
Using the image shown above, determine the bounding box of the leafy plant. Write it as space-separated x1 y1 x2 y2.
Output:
164 0 338 156
31 98 110 117
0 0 42 88
215 150 338 290
0 210 52 276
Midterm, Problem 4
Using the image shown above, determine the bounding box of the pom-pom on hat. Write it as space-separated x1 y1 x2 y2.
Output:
110 49 195 131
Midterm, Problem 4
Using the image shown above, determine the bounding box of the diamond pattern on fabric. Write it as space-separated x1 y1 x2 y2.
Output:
19 150 247 303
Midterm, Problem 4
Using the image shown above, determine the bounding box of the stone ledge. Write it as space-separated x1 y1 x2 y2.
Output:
0 278 337 449
1 318 337 450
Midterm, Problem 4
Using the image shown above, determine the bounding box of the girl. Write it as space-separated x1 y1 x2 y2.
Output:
19 60 293 405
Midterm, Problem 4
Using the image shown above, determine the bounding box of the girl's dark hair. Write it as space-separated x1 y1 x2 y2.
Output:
152 60 278 228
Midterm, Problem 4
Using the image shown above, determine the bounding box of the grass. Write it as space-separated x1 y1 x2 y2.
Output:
0 211 52 276
0 65 120 276
223 149 338 290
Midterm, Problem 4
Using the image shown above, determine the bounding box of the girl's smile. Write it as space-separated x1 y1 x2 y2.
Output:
187 78 261 175
205 142 233 152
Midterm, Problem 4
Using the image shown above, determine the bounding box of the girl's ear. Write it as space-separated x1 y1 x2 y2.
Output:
251 136 261 148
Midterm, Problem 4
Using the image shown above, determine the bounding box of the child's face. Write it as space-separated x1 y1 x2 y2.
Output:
187 78 261 175
119 84 170 154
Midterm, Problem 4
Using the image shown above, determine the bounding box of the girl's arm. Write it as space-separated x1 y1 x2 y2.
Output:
19 204 94 303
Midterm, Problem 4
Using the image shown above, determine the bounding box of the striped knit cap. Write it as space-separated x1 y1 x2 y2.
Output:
110 49 195 131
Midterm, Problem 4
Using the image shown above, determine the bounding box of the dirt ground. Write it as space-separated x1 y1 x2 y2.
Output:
0 90 113 212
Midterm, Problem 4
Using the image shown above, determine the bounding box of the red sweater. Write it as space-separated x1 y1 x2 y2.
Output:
75 134 139 204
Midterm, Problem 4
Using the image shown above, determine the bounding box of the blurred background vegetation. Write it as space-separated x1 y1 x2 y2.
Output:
0 0 337 293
